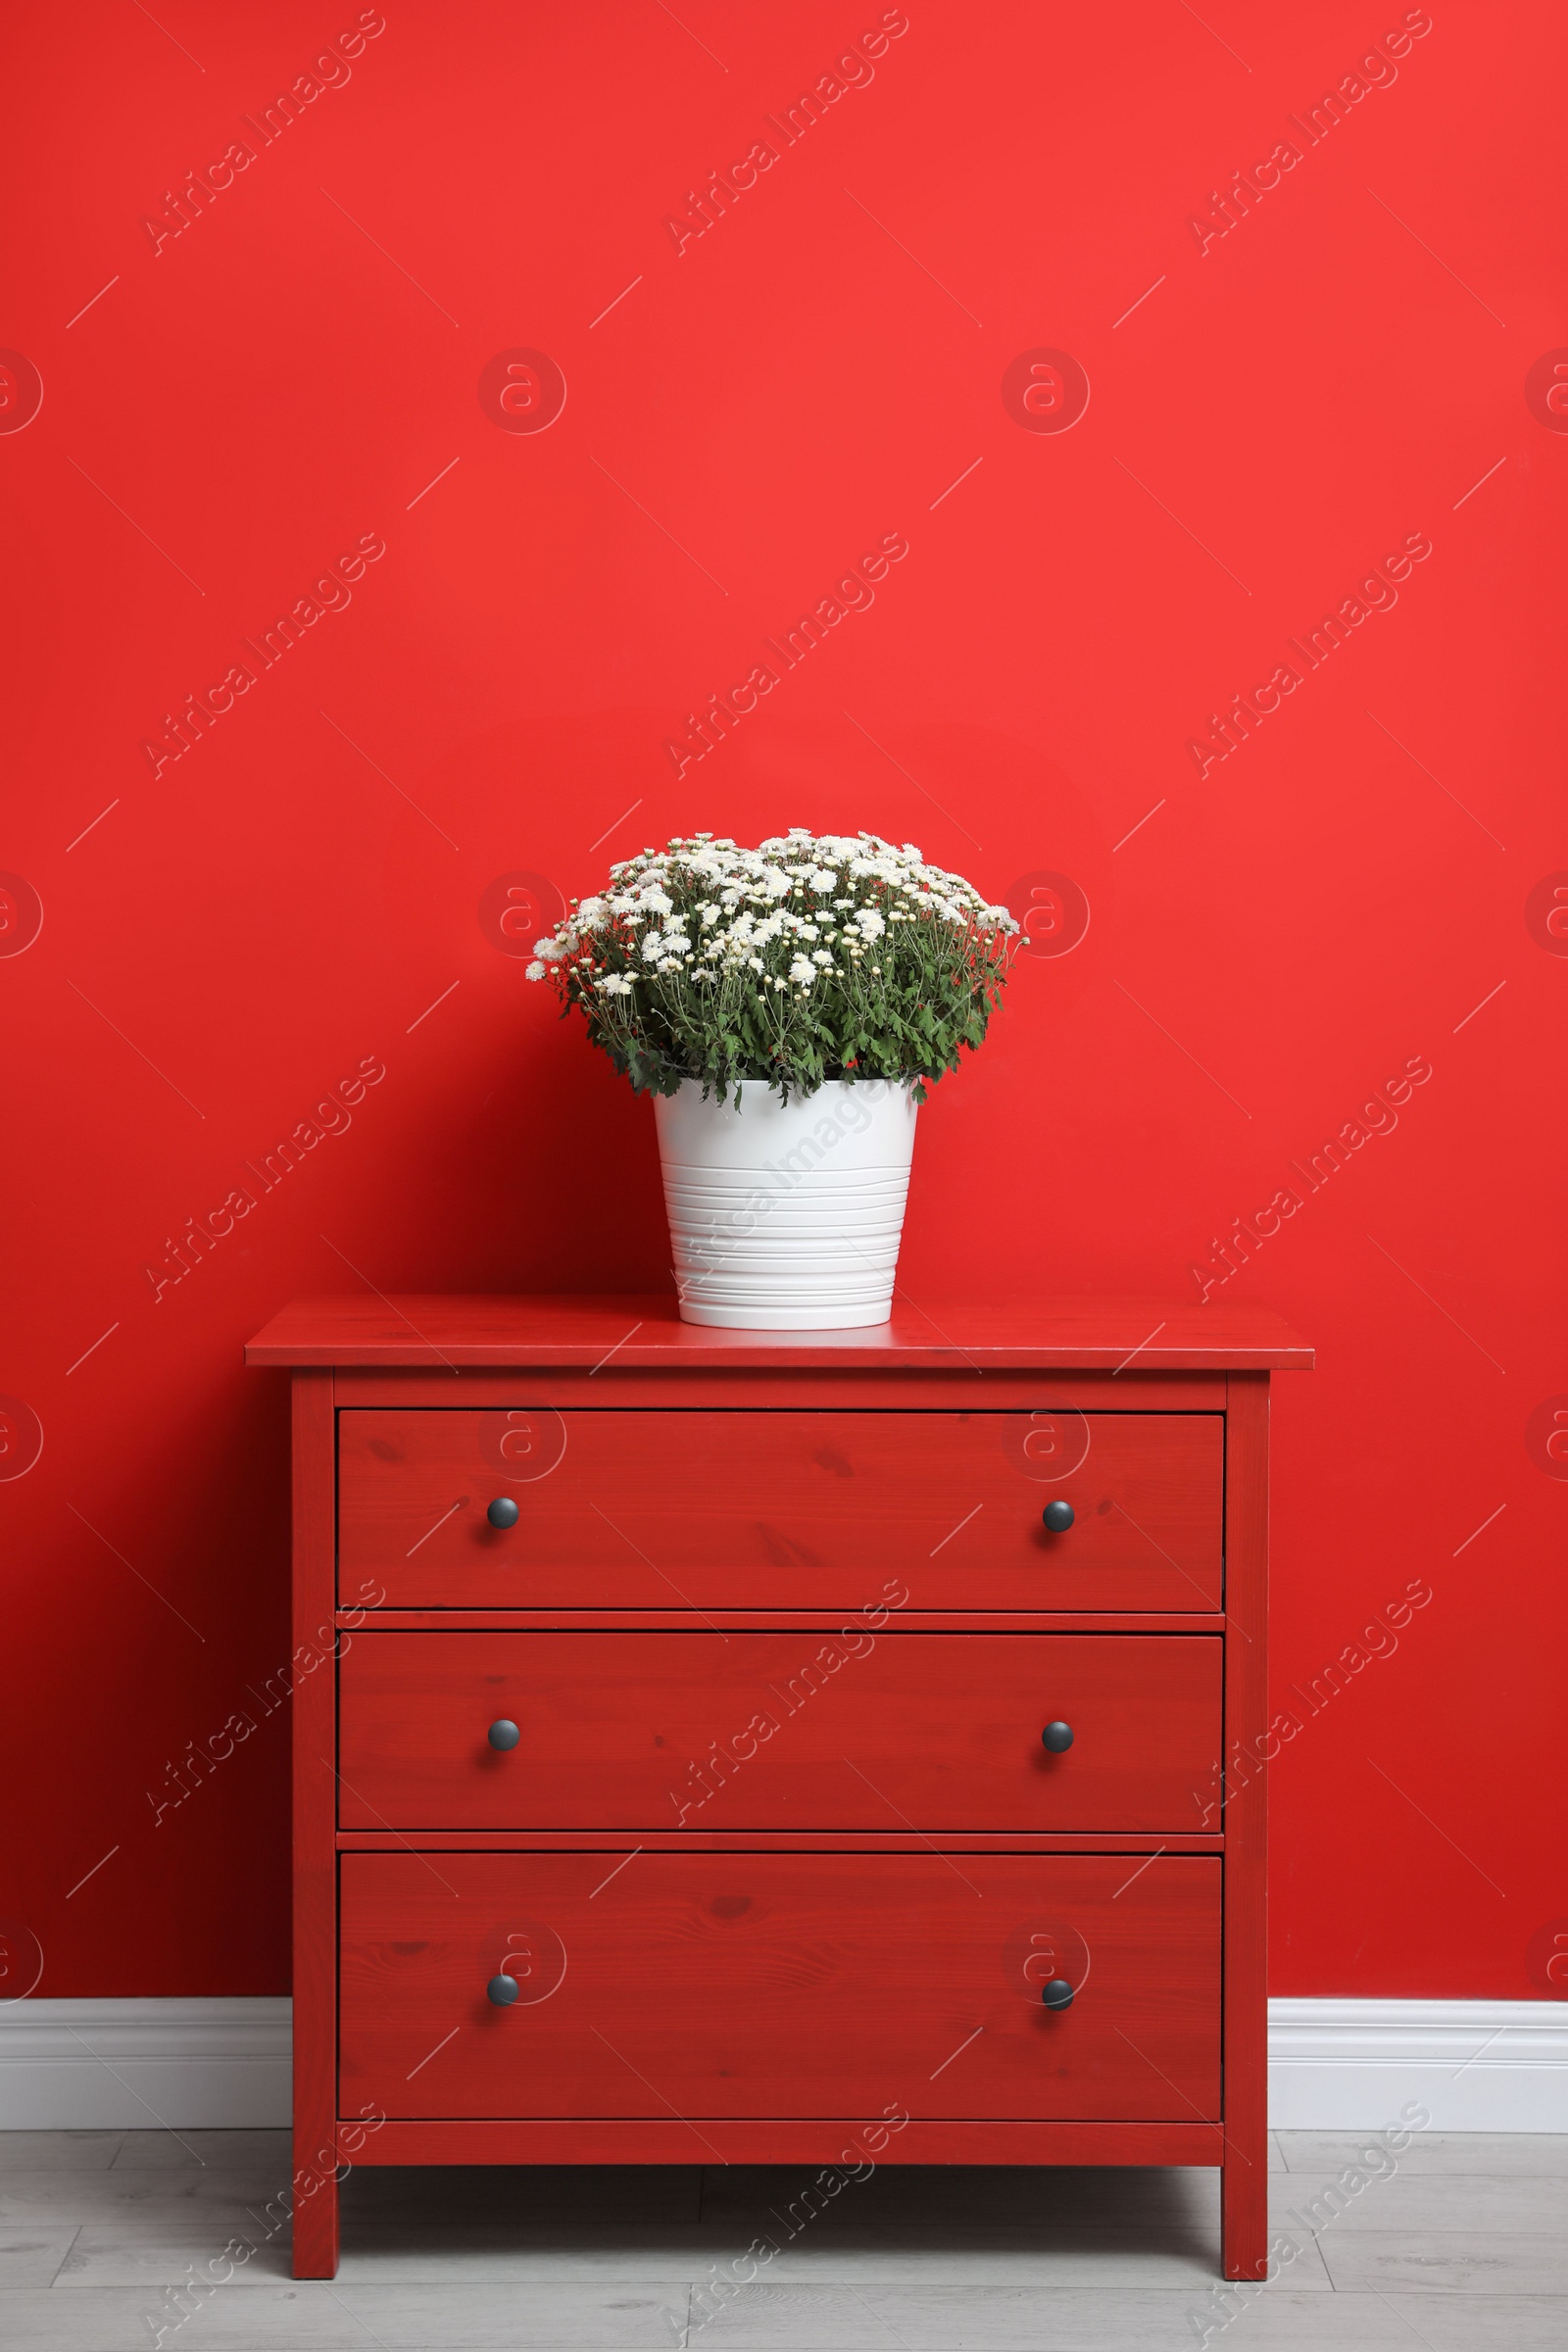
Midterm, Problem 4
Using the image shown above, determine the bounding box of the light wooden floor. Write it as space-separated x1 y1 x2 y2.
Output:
0 2129 1564 2348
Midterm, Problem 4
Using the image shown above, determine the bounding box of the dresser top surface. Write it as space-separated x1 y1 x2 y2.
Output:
244 1295 1311 1371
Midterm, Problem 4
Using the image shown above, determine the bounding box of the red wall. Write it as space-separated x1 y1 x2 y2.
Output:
3 0 1562 2003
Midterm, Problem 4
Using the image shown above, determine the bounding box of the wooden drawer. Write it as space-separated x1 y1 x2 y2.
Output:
337 1631 1220 1832
338 1409 1223 1611
339 1851 1220 2121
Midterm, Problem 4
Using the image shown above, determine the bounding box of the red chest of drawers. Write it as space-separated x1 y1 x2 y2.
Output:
246 1295 1309 2281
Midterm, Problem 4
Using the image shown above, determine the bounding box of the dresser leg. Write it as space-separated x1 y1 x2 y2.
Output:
290 1371 341 2281
291 2168 340 2279
1221 2148 1268 2280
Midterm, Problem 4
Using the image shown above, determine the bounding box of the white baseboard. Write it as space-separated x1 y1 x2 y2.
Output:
1268 1998 1568 2131
1 1996 1562 2133
0 1999 290 2130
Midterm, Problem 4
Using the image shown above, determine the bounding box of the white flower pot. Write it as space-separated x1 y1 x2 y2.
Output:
654 1078 918 1329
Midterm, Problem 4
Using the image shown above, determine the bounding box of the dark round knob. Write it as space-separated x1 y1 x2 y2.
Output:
1042 1721 1074 1753
1042 1500 1074 1532
1041 1978 1075 2010
487 1973 520 2006
486 1496 519 1529
487 1720 520 1751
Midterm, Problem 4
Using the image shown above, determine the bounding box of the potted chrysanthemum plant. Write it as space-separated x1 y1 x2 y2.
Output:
527 830 1016 1328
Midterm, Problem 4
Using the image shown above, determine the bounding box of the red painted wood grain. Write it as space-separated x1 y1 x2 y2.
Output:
346 2117 1224 2167
338 1850 1222 2123
1220 1373 1271 2280
248 1294 1312 1369
290 1372 340 2279
338 1403 1225 1610
336 1628 1222 1831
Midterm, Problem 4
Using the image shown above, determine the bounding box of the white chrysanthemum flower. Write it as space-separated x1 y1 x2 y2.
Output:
525 959 546 981
548 827 1011 1087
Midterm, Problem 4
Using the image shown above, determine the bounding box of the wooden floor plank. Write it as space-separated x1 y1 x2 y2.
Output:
0 2128 1559 2352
